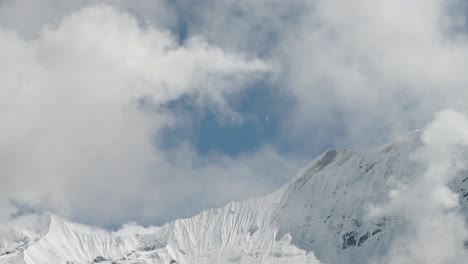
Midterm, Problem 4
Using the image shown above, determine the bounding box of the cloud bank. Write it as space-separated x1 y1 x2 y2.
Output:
175 0 468 149
2 0 468 231
0 4 301 227
370 109 468 264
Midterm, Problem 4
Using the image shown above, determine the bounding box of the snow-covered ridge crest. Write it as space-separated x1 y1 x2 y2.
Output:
275 130 425 263
4 126 468 264
0 214 51 256
0 186 318 263
23 214 140 264
0 214 142 264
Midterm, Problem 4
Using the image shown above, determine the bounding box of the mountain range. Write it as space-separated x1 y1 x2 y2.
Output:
1 130 467 264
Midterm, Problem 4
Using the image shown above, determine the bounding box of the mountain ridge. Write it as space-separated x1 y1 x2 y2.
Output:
3 130 467 264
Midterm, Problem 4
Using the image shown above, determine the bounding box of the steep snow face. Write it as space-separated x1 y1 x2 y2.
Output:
3 131 468 264
23 215 140 264
0 215 50 256
275 132 424 263
0 214 141 264
0 215 51 264
0 188 318 264
276 130 468 264
129 187 318 264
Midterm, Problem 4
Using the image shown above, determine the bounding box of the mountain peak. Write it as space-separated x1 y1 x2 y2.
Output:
4 129 465 264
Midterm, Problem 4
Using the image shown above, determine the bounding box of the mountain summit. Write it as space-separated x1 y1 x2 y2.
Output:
2 130 468 264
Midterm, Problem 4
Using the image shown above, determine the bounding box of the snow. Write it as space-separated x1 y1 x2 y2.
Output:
2 130 467 264
0 181 318 264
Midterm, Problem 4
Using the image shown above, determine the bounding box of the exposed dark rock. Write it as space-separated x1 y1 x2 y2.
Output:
364 163 376 173
139 245 157 251
372 229 382 236
315 149 338 172
92 256 108 263
292 149 338 190
358 232 370 246
342 231 358 249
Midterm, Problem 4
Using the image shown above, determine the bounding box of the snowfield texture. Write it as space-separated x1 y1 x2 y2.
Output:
2 130 468 264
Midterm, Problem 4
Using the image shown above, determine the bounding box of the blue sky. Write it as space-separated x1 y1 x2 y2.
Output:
160 2 345 160
1 0 468 228
159 1 317 160
160 80 293 157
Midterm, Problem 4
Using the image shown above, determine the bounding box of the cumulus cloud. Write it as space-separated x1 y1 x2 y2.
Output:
169 8 468 264
371 109 468 264
174 0 468 150
280 0 468 149
0 4 302 227
3 0 468 233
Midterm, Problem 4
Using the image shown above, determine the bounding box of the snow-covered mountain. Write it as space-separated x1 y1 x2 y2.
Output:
2 130 468 264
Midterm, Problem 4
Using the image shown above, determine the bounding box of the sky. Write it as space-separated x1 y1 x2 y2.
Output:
1 0 468 229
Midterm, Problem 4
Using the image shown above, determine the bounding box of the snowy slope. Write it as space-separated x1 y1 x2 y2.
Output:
0 214 141 264
0 188 318 264
2 130 467 264
276 131 424 263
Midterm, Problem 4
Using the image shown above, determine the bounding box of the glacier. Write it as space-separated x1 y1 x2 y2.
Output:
2 130 468 264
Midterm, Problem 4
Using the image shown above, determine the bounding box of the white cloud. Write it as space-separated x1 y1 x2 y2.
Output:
371 109 468 264
4 0 468 234
281 0 468 148
176 0 468 150
0 4 298 227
